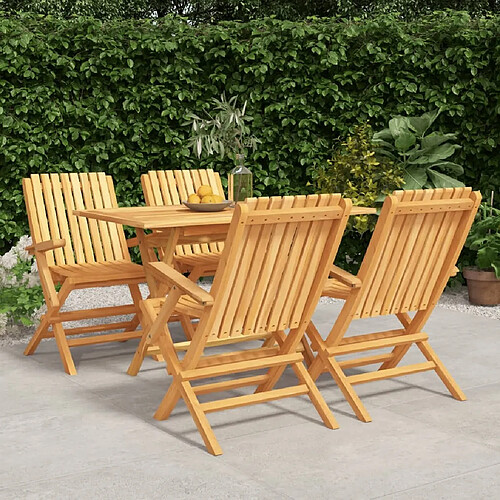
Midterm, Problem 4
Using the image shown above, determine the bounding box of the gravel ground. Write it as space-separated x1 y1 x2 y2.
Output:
1 283 498 347
319 286 500 320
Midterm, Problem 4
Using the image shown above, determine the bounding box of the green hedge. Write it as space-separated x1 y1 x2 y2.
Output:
0 11 499 251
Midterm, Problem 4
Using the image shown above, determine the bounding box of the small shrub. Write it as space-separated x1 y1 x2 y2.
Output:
312 123 405 273
313 123 404 233
0 236 45 333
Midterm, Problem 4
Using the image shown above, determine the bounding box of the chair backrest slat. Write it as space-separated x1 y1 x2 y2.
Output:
354 188 480 318
27 175 55 266
106 175 130 259
23 173 128 266
142 169 225 256
204 194 350 340
49 174 76 264
60 174 94 263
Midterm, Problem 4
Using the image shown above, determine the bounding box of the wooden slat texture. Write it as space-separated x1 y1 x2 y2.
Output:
199 194 349 339
128 194 352 454
395 198 474 214
50 174 75 264
142 169 226 261
354 188 476 318
61 174 91 263
66 330 143 347
200 385 309 413
307 187 481 424
347 361 436 385
22 172 146 374
75 204 374 229
193 374 269 395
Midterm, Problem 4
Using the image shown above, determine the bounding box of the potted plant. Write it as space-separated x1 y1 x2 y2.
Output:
463 194 500 305
185 94 260 201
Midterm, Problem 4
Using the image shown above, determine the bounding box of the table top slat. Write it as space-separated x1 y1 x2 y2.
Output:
74 205 376 229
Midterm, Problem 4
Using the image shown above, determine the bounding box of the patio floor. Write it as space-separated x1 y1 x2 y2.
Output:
1 302 499 499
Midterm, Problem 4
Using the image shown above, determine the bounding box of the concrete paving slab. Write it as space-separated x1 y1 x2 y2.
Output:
0 403 189 486
0 303 499 498
221 407 500 499
0 448 288 500
385 381 500 451
379 463 500 499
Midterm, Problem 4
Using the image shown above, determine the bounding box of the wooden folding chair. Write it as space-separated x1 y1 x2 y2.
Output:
127 194 352 455
142 169 225 280
23 173 146 375
305 188 481 423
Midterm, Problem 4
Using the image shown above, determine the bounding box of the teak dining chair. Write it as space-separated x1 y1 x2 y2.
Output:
305 187 481 423
23 172 146 375
128 194 352 455
141 169 225 279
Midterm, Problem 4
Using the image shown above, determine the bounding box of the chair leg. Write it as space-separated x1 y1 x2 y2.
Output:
179 315 195 341
126 314 141 333
127 330 150 376
154 378 222 455
308 356 326 381
292 361 339 429
417 340 467 401
255 363 288 393
24 314 51 356
379 313 413 370
261 335 278 348
24 280 72 356
125 283 144 333
52 322 77 375
323 355 372 423
300 337 315 367
179 381 223 456
379 344 412 370
154 383 182 420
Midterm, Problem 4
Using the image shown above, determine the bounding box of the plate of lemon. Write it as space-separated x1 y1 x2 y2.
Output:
182 185 234 212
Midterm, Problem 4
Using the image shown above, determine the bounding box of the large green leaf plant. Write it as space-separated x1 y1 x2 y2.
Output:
372 110 465 190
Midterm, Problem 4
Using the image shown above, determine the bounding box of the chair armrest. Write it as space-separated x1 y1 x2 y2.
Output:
26 239 66 255
329 265 361 288
148 262 214 306
127 237 139 248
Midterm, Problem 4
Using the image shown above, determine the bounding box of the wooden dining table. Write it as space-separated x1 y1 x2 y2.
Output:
74 204 376 298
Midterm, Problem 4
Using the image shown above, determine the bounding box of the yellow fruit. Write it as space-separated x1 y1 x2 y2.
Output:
212 195 224 203
201 195 219 203
187 194 201 203
197 185 213 197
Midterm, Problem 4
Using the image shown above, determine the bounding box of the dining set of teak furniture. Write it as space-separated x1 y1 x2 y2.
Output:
22 170 481 455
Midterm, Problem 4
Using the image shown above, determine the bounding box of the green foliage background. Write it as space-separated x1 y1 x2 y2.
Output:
0 11 499 252
1 1 498 22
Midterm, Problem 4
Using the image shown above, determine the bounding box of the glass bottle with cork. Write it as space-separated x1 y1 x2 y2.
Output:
228 153 253 202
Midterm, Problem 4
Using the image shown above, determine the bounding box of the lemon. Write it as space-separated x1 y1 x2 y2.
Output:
187 194 201 203
201 195 219 203
197 185 213 197
212 195 224 203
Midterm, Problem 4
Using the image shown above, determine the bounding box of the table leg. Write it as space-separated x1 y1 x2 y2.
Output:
136 227 180 362
156 227 181 297
136 228 159 297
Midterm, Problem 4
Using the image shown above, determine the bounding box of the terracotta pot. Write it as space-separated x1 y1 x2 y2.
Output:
463 267 500 306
